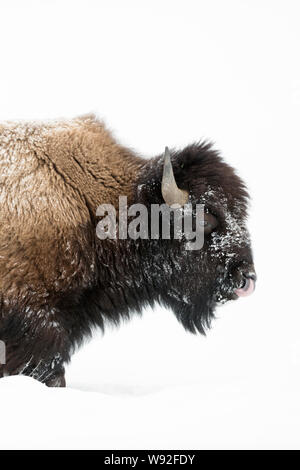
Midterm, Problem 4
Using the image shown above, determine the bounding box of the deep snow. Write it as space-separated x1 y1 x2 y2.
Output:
1 370 299 450
1 297 300 450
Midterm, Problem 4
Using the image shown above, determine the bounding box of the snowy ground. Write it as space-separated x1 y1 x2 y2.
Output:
1 292 300 450
0 0 300 450
1 371 299 450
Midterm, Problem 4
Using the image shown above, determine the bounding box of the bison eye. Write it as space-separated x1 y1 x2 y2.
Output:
200 213 218 234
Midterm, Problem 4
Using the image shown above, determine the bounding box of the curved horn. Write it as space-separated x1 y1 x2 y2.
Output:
161 147 189 207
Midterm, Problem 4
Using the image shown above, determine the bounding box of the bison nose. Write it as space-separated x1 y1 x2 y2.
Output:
234 269 256 298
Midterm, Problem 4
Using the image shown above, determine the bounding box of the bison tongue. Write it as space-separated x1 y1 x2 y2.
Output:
234 278 255 297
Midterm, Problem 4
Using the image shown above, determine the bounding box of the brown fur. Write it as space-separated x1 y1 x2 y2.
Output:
0 114 255 386
0 114 142 298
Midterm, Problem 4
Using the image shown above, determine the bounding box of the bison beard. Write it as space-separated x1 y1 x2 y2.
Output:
0 115 255 386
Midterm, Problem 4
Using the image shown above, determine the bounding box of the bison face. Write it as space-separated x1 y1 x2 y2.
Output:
137 143 256 333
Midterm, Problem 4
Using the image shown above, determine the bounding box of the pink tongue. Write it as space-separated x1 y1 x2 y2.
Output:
234 278 255 297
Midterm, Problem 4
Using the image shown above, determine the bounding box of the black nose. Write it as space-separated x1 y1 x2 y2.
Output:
232 263 256 288
243 265 257 281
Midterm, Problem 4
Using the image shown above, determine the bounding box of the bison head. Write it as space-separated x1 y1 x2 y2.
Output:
135 142 256 334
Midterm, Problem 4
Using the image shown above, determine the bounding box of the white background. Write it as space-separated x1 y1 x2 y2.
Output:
0 0 299 450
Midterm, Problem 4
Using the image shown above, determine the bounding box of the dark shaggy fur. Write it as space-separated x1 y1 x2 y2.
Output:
0 116 255 386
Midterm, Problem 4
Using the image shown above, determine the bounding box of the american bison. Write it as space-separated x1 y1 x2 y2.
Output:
0 114 255 387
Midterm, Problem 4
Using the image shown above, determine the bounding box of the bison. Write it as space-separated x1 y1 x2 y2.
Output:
0 114 256 387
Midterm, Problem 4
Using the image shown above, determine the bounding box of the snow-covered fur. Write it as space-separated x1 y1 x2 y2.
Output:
0 114 254 387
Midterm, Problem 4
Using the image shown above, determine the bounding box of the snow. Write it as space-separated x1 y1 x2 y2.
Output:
1 0 300 450
1 355 300 450
1 299 300 450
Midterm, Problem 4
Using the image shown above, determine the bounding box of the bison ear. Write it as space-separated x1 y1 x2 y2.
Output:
161 147 189 207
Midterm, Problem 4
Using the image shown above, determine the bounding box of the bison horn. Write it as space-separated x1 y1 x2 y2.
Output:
161 147 189 207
